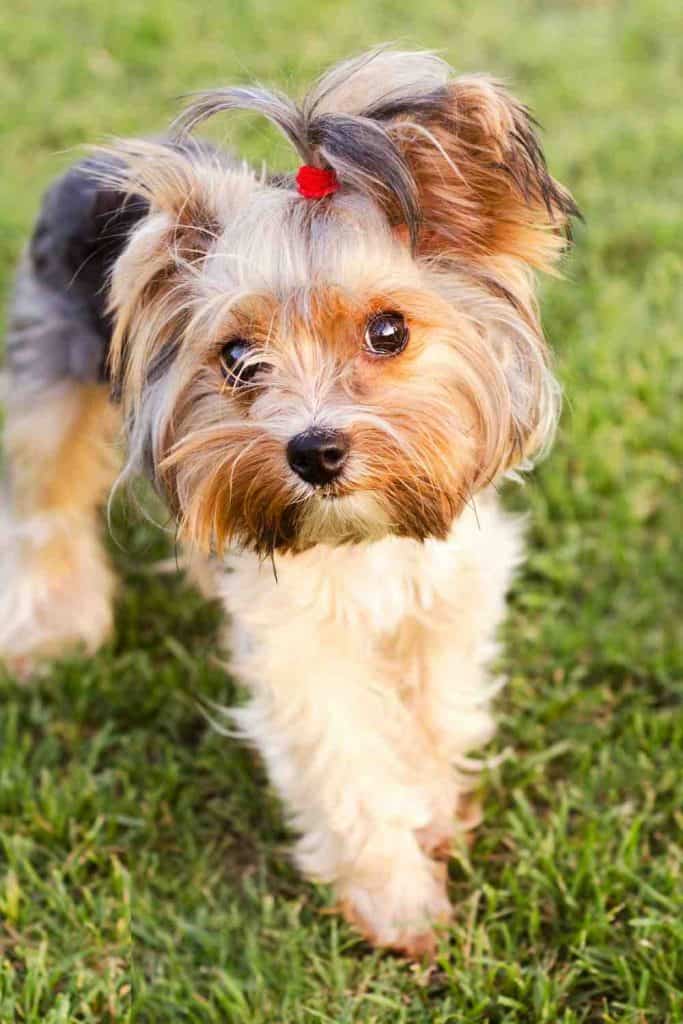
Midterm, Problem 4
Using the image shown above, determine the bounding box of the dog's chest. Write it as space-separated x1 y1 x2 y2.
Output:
217 499 510 642
221 537 448 634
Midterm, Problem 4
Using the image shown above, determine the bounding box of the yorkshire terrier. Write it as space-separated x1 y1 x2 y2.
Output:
0 49 577 957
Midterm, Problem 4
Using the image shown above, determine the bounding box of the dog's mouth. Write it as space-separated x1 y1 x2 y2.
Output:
295 488 392 549
241 489 387 556
317 483 349 501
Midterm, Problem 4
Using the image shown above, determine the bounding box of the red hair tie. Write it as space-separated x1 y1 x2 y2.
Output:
296 165 339 199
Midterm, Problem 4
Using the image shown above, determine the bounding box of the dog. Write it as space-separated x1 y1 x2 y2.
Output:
0 48 577 957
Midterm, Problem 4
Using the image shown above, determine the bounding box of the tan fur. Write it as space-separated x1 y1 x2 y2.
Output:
388 76 576 275
0 384 120 672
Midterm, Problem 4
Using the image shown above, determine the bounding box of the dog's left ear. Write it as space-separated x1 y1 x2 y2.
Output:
388 77 579 275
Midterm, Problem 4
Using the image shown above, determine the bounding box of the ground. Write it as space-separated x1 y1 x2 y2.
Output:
0 1 681 1021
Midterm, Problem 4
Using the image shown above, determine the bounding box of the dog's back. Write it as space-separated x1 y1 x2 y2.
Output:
6 158 148 390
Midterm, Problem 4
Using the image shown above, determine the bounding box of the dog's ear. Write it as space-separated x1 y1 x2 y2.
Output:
97 139 222 252
94 140 229 399
386 77 578 276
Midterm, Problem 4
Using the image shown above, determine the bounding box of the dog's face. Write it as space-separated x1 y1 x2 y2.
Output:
107 52 576 556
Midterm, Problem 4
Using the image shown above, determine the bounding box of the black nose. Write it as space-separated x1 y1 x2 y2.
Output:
286 429 349 486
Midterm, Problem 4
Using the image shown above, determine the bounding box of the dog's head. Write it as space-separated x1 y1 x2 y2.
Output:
105 48 577 556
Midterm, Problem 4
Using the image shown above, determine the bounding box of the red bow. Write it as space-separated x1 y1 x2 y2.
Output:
296 165 339 199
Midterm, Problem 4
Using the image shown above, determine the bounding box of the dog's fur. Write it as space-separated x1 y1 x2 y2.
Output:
0 49 576 956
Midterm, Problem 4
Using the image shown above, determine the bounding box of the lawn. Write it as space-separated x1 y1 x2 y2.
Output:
0 1 682 1021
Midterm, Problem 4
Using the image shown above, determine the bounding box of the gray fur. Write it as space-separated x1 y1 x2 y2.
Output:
175 86 312 162
5 156 148 391
7 254 106 388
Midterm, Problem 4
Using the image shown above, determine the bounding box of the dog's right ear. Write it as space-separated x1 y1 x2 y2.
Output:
95 140 232 405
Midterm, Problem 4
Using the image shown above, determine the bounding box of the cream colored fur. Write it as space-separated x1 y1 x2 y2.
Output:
215 489 523 953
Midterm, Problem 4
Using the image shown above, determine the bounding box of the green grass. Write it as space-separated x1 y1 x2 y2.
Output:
1 1 682 1020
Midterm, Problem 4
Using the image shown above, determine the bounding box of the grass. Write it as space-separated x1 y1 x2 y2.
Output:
1 0 682 1020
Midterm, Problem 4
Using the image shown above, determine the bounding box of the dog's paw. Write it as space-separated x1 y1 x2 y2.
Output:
339 859 452 959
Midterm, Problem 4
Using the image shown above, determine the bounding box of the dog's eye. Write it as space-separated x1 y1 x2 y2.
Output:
364 311 409 357
220 339 263 386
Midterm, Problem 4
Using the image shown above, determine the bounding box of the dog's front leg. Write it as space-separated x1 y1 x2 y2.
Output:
230 620 452 957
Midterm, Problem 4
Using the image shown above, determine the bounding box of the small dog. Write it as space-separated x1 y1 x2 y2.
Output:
0 49 577 956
